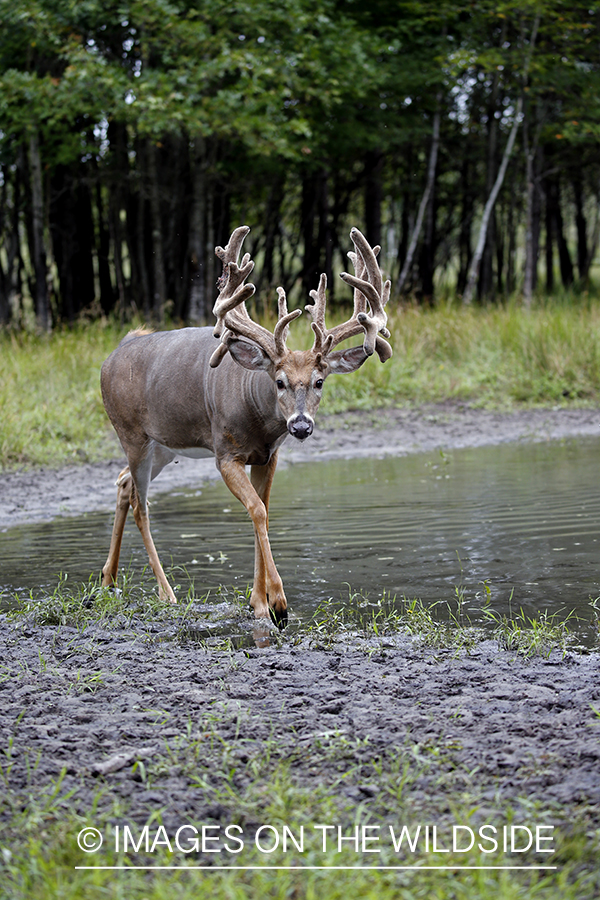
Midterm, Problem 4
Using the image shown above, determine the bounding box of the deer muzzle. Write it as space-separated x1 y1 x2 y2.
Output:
287 413 314 441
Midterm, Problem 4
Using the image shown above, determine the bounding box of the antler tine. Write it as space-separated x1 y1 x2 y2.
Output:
274 287 302 357
304 228 393 363
306 273 334 355
213 225 256 339
339 227 393 362
210 226 303 367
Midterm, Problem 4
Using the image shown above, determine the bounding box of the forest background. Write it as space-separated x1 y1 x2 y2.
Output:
1 0 600 332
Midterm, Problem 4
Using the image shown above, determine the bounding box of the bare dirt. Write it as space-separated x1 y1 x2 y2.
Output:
1 402 600 862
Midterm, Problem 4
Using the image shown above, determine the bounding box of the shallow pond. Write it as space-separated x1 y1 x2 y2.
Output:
1 437 599 631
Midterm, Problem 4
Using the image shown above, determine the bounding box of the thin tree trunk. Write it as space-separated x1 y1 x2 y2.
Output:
457 156 473 294
136 188 151 318
188 135 208 322
301 170 319 296
480 32 504 300
263 173 285 289
506 175 518 294
554 178 574 288
364 149 384 249
582 179 600 282
397 101 441 294
545 177 554 292
147 139 167 319
523 106 537 304
573 174 588 280
0 166 20 325
316 169 333 301
95 179 114 315
27 131 51 331
464 14 539 305
205 167 216 312
463 97 523 305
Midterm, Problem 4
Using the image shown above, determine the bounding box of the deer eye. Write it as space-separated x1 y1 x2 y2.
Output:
315 378 324 390
276 379 285 390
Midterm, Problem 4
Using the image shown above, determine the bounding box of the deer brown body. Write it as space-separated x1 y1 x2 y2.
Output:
100 226 392 623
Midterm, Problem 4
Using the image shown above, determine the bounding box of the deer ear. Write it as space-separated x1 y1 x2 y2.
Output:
228 338 272 371
327 346 369 375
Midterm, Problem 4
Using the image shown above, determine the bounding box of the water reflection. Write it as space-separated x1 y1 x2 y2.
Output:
1 437 599 628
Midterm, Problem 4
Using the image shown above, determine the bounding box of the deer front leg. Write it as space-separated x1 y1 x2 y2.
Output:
219 457 287 623
250 453 285 621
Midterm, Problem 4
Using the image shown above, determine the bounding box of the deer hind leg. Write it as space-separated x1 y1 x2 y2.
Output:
130 497 177 604
102 446 177 603
220 456 287 624
102 467 134 589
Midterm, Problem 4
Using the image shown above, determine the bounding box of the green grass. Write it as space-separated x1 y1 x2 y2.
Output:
318 298 600 414
1 576 599 898
2 787 598 900
301 587 589 658
3 296 600 468
0 320 125 468
0 691 598 899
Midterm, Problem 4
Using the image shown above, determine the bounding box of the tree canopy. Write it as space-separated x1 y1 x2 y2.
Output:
1 0 599 328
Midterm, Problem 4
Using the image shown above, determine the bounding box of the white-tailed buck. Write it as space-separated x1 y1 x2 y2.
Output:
101 226 392 624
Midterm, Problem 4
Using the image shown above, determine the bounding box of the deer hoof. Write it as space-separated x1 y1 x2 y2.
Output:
269 605 288 630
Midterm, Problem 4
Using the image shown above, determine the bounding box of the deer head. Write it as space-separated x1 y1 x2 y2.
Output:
210 225 392 441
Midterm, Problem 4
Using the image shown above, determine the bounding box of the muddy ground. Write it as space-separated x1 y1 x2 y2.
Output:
0 619 599 850
1 403 600 861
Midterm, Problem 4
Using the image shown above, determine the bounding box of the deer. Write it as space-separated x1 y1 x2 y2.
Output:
100 225 392 625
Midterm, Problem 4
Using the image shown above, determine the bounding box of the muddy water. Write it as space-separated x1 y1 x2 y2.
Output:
1 437 599 628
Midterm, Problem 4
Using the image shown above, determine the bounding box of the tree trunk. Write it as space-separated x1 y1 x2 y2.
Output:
0 165 20 325
462 96 523 305
555 185 574 289
573 173 588 280
545 178 554 292
364 149 384 249
147 139 167 319
464 14 539 305
188 135 208 322
256 171 285 303
397 102 441 295
167 135 191 320
457 155 473 295
95 178 114 315
27 131 51 331
523 109 538 305
419 182 437 302
545 167 573 290
506 175 518 294
479 45 503 301
316 169 333 302
581 179 600 282
107 122 128 323
51 167 96 322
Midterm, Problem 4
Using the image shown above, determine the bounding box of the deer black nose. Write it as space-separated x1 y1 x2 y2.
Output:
288 416 313 441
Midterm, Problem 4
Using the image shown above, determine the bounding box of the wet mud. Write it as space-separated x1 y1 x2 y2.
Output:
1 403 600 846
0 618 599 835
